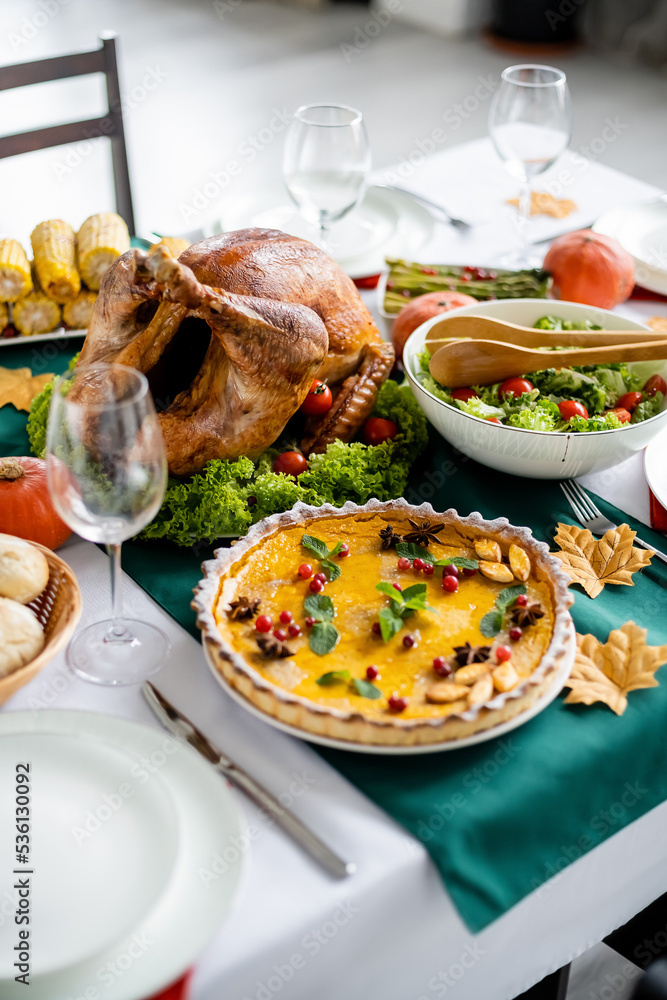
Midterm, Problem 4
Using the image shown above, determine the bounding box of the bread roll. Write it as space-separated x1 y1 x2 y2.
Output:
0 534 49 604
0 597 44 675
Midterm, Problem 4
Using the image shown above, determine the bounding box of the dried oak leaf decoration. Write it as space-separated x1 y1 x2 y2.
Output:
564 622 667 715
553 522 653 599
0 365 53 411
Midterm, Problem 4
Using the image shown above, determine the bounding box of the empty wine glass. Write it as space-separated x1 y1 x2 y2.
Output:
47 363 170 685
489 64 572 267
283 103 371 252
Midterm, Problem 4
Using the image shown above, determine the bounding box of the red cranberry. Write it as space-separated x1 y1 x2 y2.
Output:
310 578 325 594
393 582 402 592
495 645 512 663
388 695 408 713
509 627 522 642
442 575 459 593
314 572 327 584
338 543 349 557
366 665 379 680
433 656 452 677
397 556 411 571
298 563 313 579
255 615 272 633
402 634 416 648
423 563 435 576
372 622 381 635
463 567 477 577
515 594 528 607
273 628 287 641
279 610 293 624
413 557 425 571
305 617 316 628
288 623 302 638
443 563 459 578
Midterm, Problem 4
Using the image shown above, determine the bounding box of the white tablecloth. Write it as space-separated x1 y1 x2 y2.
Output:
3 141 667 1000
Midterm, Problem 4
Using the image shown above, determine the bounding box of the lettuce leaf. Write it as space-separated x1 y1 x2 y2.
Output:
569 412 624 432
631 392 664 424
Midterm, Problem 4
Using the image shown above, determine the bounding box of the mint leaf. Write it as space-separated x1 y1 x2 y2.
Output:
302 534 329 559
379 606 403 641
395 541 435 564
321 558 341 583
328 540 344 558
400 583 429 605
309 622 340 656
480 609 503 638
497 584 527 610
436 556 479 570
376 581 405 603
303 594 335 622
316 669 350 686
353 678 382 699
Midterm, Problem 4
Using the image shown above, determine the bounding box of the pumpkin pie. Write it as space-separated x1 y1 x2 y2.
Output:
194 500 574 746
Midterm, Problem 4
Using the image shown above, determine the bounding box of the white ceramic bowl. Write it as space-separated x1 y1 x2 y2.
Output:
403 298 667 480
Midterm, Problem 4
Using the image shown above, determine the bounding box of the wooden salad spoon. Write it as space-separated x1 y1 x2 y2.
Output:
429 338 667 388
423 314 667 352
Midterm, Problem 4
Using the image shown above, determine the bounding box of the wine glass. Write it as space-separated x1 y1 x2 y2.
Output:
283 103 371 252
46 363 170 685
489 64 572 267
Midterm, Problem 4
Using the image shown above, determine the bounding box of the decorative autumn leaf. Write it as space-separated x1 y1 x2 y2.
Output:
0 365 53 412
564 622 667 715
553 522 653 599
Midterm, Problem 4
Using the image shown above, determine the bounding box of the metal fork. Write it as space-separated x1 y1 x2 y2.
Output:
560 480 667 566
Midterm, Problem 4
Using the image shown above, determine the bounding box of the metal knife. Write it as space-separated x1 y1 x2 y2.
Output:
372 183 471 229
142 682 355 879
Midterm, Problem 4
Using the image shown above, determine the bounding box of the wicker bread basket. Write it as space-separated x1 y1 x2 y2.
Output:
0 541 82 705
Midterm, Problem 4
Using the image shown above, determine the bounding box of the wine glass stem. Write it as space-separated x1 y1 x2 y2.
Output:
107 542 129 639
518 180 531 258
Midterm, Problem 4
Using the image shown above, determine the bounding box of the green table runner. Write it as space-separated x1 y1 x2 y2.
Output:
3 341 667 932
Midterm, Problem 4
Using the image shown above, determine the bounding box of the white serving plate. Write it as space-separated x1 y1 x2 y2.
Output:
0 327 86 349
203 626 575 756
594 200 667 296
0 710 244 1000
403 297 667 480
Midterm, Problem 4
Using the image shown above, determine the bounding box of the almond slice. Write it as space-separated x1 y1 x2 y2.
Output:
467 673 494 706
492 662 519 692
454 662 490 686
474 538 502 562
479 560 514 584
426 682 471 704
509 543 531 582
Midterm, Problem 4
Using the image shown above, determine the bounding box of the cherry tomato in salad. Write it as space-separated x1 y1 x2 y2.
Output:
485 417 502 424
558 400 589 421
300 380 333 416
363 417 398 446
606 407 632 424
616 392 643 413
499 377 534 400
273 451 308 476
643 374 667 398
451 387 479 403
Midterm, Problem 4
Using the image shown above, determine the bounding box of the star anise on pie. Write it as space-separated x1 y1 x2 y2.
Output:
402 518 445 547
227 596 261 620
510 601 544 628
379 525 402 549
452 643 492 667
256 634 293 658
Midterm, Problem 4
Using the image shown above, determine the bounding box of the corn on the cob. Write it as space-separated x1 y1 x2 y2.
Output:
153 236 191 258
77 213 130 290
63 290 97 330
31 219 80 302
13 291 61 336
0 239 32 303
0 302 8 333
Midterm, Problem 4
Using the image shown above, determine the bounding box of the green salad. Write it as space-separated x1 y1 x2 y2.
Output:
416 315 666 433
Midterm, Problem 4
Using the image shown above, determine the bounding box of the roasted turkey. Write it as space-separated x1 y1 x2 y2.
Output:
76 228 394 475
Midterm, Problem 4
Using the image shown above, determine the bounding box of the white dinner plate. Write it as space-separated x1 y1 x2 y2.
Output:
203 626 575 756
644 424 667 515
0 710 244 1000
594 200 667 295
218 184 434 279
0 327 86 349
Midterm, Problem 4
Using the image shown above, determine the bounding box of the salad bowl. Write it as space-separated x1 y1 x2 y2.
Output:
403 298 667 480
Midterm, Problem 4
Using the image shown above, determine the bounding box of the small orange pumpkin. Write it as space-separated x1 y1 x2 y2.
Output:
544 229 635 309
392 291 478 360
0 457 72 550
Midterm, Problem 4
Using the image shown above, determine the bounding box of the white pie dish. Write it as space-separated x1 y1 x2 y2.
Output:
402 297 667 480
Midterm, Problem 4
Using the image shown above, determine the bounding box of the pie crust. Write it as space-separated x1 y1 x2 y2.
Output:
193 499 574 746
